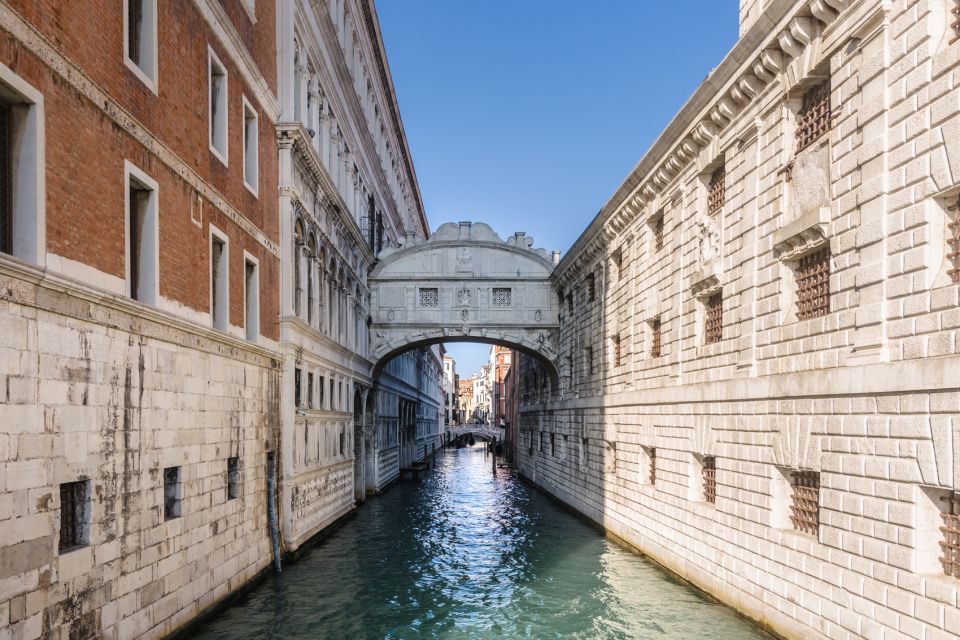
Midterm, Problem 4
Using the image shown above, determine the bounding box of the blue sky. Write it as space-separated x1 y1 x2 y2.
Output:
376 1 739 376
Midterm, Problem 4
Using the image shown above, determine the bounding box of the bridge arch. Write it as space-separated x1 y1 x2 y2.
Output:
369 221 561 383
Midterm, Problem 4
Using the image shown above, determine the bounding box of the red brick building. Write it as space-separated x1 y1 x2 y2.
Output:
0 2 281 638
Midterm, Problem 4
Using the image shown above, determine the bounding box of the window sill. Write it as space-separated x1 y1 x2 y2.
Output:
124 57 158 95
209 144 229 168
244 179 259 199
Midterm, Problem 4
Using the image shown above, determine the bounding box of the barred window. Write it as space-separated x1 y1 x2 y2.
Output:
941 493 960 577
586 346 594 375
704 293 723 344
796 248 831 320
702 456 716 504
795 80 831 153
653 213 664 252
227 457 240 500
790 470 820 536
650 318 662 358
707 165 725 217
612 333 622 367
418 288 439 307
492 287 512 307
587 274 596 302
567 293 573 315
59 480 90 553
614 250 624 279
294 367 302 408
551 432 556 456
649 447 657 485
947 194 960 283
952 0 959 44
164 466 182 520
0 101 9 255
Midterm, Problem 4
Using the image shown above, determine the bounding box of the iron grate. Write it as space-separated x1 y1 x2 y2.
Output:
947 195 960 283
654 215 664 252
708 165 725 217
613 334 622 367
703 456 717 504
940 493 960 577
796 80 832 153
796 248 831 320
59 481 87 552
952 0 959 44
649 448 657 485
790 470 820 536
704 293 723 344
650 318 662 358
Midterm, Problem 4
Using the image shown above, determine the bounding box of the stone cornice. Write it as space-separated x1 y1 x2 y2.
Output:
557 0 854 283
773 207 831 261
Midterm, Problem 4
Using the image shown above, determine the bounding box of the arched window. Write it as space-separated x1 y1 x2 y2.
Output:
293 219 304 317
306 234 317 326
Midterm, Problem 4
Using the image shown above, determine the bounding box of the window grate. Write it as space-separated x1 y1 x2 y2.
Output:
947 195 960 283
650 318 662 358
227 457 240 500
587 274 596 302
0 103 9 255
707 165 725 217
492 287 512 307
613 334 622 367
418 288 439 307
790 470 820 536
952 0 959 44
940 493 960 577
59 481 88 552
795 80 832 153
649 447 657 485
704 293 723 344
164 466 181 520
796 248 831 320
653 214 664 252
703 456 717 504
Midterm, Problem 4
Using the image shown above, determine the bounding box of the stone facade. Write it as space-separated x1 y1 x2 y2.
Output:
274 0 442 550
0 0 282 638
517 1 960 639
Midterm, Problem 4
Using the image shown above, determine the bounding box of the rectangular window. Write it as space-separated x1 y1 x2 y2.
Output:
330 378 335 410
939 493 960 577
948 194 960 283
227 457 240 500
164 466 182 520
319 375 325 408
648 447 657 485
614 250 624 280
796 248 831 320
492 287 512 307
702 456 717 504
208 48 228 164
651 212 664 252
307 372 315 408
790 470 820 536
612 333 622 367
586 274 595 302
242 98 259 194
59 480 90 553
567 293 573 315
708 165 725 217
339 428 345 456
210 228 228 330
244 256 259 341
418 287 439 307
586 346 593 375
952 1 960 44
550 432 556 457
294 367 302 408
125 0 157 89
125 163 158 305
650 318 662 358
704 293 723 344
795 79 831 153
0 70 42 265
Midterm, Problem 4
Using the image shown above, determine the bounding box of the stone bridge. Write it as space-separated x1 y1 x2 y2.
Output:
446 425 502 441
369 222 561 381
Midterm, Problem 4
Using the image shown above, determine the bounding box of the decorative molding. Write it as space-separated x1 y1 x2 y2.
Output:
773 206 831 261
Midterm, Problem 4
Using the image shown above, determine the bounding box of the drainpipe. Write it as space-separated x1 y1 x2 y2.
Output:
267 451 282 573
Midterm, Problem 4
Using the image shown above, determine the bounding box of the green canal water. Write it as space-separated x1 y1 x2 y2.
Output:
191 445 772 639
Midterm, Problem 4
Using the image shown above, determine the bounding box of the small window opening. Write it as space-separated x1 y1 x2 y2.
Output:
209 49 228 163
795 79 832 153
795 248 831 320
164 466 182 520
708 165 725 217
307 372 315 408
211 233 228 330
59 480 90 553
126 170 157 305
650 318 662 358
244 258 259 341
125 0 157 87
790 470 820 536
702 456 717 504
294 367 302 408
227 457 240 500
704 293 723 344
242 99 259 193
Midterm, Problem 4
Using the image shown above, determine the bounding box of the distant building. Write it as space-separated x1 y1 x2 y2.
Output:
442 353 459 426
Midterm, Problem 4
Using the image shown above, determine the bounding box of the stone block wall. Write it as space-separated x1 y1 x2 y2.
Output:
520 1 960 639
0 264 279 639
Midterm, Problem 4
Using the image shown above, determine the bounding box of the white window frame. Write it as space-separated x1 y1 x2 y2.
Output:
240 0 256 23
243 250 260 342
241 95 259 197
0 64 45 266
123 160 160 306
209 224 229 331
208 47 229 166
123 0 158 93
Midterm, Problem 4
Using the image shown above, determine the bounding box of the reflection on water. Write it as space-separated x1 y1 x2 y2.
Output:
192 446 771 639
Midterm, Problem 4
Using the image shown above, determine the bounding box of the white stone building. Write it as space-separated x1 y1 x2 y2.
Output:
516 1 960 639
275 0 437 550
442 353 458 426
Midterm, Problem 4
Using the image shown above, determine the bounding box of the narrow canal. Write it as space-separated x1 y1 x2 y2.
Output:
192 445 771 639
